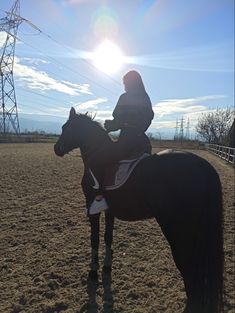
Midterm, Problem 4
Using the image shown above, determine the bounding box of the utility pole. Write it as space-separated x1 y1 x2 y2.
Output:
0 0 24 134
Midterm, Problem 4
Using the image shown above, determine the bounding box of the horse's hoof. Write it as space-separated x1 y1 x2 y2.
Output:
102 265 112 274
88 270 98 280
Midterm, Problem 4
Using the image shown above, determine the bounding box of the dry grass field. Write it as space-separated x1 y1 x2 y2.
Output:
0 143 234 313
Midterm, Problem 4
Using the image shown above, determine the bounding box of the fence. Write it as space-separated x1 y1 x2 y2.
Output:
205 144 235 165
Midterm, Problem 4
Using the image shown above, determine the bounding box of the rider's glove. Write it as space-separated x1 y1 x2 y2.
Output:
104 119 120 132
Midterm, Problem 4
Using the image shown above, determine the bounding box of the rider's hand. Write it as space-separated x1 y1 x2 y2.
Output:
104 120 111 130
104 119 119 132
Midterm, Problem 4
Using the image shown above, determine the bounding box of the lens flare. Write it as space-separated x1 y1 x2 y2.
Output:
92 40 124 75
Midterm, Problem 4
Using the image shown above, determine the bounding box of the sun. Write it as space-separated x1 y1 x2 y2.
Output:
92 40 124 75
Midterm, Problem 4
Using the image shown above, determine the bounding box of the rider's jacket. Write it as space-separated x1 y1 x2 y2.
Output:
107 91 154 132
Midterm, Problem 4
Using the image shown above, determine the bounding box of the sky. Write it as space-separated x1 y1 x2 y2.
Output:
0 0 234 138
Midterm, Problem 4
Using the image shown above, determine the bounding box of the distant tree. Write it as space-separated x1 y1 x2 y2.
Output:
196 107 234 144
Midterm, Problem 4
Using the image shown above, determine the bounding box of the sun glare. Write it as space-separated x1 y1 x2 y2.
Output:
92 40 124 75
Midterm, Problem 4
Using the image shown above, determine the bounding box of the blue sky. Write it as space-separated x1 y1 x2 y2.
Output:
0 0 234 137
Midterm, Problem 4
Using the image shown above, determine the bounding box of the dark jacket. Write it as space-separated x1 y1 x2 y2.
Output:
108 91 154 132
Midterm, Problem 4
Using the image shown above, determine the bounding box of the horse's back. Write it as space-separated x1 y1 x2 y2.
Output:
105 150 220 221
138 150 221 220
142 150 220 188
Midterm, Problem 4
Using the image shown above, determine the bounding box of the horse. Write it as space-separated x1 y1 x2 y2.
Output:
54 107 224 313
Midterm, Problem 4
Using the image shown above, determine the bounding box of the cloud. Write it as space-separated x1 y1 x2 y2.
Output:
45 107 70 114
153 95 227 118
62 0 88 6
151 120 177 130
21 57 51 66
95 110 113 120
14 57 92 96
150 95 229 136
74 98 108 110
62 81 92 95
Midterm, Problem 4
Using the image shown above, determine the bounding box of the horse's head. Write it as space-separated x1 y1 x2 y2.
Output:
54 107 110 157
54 107 83 156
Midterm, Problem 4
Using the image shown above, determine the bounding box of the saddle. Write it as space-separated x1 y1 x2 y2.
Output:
89 153 150 191
104 153 149 190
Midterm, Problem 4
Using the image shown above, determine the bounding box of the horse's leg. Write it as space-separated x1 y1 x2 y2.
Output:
103 210 114 273
88 214 100 280
81 169 102 280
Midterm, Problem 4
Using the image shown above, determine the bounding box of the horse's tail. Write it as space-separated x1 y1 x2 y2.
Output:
191 168 224 313
205 170 224 313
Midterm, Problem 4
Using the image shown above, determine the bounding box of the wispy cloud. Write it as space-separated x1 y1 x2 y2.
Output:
74 98 108 110
151 120 177 130
21 57 51 66
62 0 90 7
62 81 92 95
45 107 69 114
95 110 113 120
153 95 227 118
127 41 234 72
14 57 92 96
150 95 230 136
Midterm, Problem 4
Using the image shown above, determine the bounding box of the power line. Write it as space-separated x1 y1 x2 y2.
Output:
10 12 122 94
35 23 122 87
18 102 61 116
1 1 122 134
17 92 70 116
16 35 120 97
18 87 73 104
17 93 69 111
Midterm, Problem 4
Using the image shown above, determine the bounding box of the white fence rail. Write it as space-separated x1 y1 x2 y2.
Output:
205 144 235 165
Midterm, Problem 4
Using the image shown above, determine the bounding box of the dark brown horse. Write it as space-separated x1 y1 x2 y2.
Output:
54 108 224 313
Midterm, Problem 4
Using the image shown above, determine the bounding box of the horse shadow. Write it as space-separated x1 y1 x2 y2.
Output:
86 271 114 313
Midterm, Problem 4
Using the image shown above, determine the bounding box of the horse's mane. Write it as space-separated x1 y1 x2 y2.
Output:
76 113 104 129
75 113 111 141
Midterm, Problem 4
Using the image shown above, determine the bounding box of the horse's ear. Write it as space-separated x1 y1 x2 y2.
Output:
91 112 97 120
69 107 76 119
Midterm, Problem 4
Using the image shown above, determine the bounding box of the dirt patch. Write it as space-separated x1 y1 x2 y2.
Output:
0 144 234 312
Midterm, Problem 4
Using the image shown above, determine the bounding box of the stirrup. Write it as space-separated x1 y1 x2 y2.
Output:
87 198 109 215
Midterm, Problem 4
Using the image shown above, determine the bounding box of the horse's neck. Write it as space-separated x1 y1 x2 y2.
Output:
79 123 111 164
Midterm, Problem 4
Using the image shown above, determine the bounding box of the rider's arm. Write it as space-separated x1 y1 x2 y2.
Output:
105 93 154 132
104 95 126 132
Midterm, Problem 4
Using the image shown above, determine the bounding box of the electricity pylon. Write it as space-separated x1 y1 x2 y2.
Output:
174 117 179 140
0 0 24 134
185 118 190 140
179 116 184 142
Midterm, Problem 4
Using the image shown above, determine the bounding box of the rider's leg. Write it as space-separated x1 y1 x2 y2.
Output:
87 129 152 214
87 144 112 214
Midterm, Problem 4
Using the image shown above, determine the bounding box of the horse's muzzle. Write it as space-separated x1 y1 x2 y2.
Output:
54 143 65 157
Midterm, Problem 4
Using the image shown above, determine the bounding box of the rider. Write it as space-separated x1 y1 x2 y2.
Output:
88 70 154 214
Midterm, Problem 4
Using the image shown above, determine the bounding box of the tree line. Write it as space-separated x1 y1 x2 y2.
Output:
196 107 234 147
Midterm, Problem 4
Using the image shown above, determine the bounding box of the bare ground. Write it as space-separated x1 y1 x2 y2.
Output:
0 143 234 313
